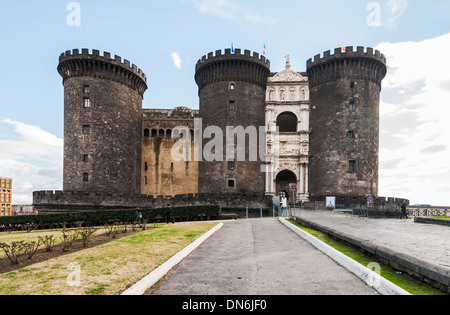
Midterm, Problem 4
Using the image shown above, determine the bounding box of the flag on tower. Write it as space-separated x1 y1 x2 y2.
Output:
231 43 235 54
339 45 346 53
263 43 267 55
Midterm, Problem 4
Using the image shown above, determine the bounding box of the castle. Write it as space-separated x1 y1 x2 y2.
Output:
33 46 409 214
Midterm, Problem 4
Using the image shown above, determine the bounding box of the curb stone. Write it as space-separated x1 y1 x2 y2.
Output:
279 218 411 295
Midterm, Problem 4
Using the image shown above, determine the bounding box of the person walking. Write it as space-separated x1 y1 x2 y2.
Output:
400 202 409 219
135 208 142 224
166 204 174 224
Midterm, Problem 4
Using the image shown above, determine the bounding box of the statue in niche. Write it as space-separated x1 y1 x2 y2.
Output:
290 88 296 100
269 89 274 101
280 89 285 100
300 89 306 100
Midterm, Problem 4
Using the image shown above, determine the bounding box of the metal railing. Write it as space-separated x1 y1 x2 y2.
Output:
408 207 449 217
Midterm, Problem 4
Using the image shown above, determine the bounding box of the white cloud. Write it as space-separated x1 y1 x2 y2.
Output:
384 0 408 27
171 52 183 70
0 119 63 204
187 0 275 26
377 32 450 206
192 0 237 19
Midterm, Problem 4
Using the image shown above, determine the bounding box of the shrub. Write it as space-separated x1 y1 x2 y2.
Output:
0 205 221 231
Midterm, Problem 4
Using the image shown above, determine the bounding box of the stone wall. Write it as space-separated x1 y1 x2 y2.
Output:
33 190 272 214
307 47 387 199
141 107 199 197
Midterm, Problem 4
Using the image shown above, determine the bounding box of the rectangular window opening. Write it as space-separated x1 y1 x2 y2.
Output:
228 179 235 188
349 160 356 173
349 101 356 112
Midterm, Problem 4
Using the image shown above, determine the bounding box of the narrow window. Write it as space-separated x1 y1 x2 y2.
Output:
349 101 356 112
145 162 148 172
84 85 90 94
84 98 91 108
349 160 356 173
83 173 89 182
229 100 235 111
170 177 174 186
170 163 174 172
83 125 91 134
144 176 147 185
347 131 355 139
230 83 235 90
228 160 235 171
350 82 356 89
144 129 150 138
83 154 89 162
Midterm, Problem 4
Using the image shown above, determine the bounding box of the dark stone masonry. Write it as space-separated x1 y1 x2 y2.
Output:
33 46 407 216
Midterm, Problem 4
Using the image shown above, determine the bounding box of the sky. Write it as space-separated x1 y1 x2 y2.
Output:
0 0 449 206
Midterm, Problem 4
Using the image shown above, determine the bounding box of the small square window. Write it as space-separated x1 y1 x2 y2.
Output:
83 173 89 182
228 160 235 171
84 98 91 108
349 160 356 173
84 85 90 94
230 83 235 90
83 125 91 134
228 179 235 188
348 131 355 139
83 154 89 162
229 100 235 111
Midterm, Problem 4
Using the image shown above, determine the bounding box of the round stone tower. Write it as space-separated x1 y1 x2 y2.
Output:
195 49 270 194
58 49 148 195
306 46 387 200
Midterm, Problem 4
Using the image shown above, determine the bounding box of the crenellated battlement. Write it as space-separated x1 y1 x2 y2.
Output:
195 48 271 92
307 46 386 69
58 48 148 96
195 48 270 71
306 46 387 88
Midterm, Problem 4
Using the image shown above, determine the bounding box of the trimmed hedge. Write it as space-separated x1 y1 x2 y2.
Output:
0 205 221 229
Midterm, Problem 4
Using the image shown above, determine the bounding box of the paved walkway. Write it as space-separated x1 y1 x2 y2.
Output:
150 218 378 295
292 210 450 269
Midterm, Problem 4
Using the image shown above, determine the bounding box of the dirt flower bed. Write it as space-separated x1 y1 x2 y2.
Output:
0 229 140 274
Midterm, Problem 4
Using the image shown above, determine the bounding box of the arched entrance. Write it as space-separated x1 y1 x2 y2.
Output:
276 170 297 201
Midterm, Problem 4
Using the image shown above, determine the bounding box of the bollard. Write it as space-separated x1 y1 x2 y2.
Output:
246 207 248 220
260 207 262 218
